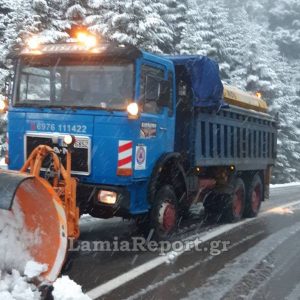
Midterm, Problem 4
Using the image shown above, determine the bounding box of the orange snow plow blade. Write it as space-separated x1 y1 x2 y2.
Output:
16 177 68 282
0 172 68 282
0 145 80 283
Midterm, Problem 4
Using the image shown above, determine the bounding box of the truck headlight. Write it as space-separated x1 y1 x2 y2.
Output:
127 103 139 119
97 190 117 205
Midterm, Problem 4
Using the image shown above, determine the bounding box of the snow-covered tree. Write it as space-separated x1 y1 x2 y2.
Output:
225 7 251 89
158 0 188 53
179 0 234 79
269 0 300 59
0 0 39 90
0 0 298 184
86 0 173 53
32 0 89 43
178 3 203 56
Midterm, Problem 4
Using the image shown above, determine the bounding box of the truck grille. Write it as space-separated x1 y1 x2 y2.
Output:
25 134 90 175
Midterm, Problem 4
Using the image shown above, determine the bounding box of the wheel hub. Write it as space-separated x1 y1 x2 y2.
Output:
158 202 176 232
233 187 243 217
251 185 261 212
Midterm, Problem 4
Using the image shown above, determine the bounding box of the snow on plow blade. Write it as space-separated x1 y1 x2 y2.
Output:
0 170 68 282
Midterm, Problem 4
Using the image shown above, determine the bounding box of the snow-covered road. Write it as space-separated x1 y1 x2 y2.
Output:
1 163 299 300
57 183 300 299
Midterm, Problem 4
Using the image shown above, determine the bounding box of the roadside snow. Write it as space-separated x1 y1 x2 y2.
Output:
0 200 44 299
0 200 35 272
0 270 41 300
184 222 300 300
0 271 91 300
0 199 90 300
52 276 91 300
270 182 300 188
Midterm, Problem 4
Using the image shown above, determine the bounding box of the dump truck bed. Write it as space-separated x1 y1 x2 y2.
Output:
192 105 277 170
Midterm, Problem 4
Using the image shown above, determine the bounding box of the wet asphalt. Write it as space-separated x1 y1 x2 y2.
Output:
64 185 300 300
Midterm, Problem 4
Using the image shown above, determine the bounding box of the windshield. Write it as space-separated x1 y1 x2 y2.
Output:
14 56 134 110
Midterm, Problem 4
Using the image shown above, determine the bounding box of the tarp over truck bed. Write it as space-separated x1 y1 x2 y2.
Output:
166 55 225 108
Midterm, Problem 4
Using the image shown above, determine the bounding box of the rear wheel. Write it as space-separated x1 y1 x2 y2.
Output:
150 185 178 240
223 177 246 222
244 174 263 218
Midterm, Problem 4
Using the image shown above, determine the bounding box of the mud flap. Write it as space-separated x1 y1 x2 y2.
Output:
0 171 33 210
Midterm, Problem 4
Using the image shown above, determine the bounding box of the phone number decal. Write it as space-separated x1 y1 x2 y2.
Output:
32 122 88 134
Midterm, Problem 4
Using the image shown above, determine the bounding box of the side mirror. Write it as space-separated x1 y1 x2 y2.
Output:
157 80 170 107
0 95 8 113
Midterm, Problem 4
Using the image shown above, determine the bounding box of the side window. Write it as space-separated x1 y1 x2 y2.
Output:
141 65 173 115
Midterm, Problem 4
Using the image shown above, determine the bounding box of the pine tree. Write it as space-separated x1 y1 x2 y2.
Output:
270 56 300 182
244 24 281 100
0 0 38 89
225 7 251 89
86 0 173 53
180 0 233 79
158 0 188 53
178 3 204 56
268 0 300 60
32 0 89 43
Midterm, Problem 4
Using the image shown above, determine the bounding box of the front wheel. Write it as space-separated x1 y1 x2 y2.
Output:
150 185 178 240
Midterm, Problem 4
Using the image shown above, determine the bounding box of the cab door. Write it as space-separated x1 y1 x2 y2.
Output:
133 61 175 179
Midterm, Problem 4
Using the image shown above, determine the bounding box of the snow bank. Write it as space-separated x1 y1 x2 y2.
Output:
0 199 44 299
0 198 90 299
0 271 91 300
0 270 41 300
52 276 91 300
0 200 36 272
270 182 300 189
24 262 48 279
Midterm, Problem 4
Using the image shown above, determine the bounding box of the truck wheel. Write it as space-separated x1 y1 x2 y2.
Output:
150 185 178 240
243 174 263 218
203 191 221 218
223 177 246 222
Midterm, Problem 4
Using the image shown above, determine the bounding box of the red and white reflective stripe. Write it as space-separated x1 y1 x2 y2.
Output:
118 140 133 169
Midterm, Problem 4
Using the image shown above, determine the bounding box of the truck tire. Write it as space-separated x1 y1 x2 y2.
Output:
150 185 178 240
203 191 221 218
223 177 246 222
243 174 263 218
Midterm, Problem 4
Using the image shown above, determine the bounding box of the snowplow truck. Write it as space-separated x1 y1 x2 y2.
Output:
0 35 277 282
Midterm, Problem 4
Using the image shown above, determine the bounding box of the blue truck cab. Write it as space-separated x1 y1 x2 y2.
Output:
6 40 277 238
8 43 179 217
